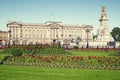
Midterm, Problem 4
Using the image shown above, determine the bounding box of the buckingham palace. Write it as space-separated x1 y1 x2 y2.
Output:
7 21 93 46
6 6 116 48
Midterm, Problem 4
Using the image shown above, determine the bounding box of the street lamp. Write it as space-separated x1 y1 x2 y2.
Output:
50 27 59 45
86 29 89 48
60 34 63 47
8 29 11 48
69 34 72 44
44 34 45 44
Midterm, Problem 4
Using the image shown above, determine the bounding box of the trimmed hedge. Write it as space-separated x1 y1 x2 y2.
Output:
11 48 23 57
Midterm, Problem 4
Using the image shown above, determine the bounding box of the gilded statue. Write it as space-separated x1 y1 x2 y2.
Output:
101 6 107 18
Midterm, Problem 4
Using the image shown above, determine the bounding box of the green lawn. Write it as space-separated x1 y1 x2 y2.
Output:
69 50 111 56
0 50 11 61
0 65 120 80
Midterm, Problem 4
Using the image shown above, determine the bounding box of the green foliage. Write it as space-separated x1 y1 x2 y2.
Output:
111 27 120 41
76 37 81 41
11 48 23 57
5 54 120 69
93 35 97 39
0 52 11 61
109 51 120 56
57 41 61 48
0 48 12 54
8 45 71 55
0 56 10 64
74 46 78 49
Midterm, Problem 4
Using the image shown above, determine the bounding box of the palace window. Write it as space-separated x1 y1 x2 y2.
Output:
29 34 31 37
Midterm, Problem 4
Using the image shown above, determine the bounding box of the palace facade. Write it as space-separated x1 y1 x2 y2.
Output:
7 21 93 46
6 6 116 48
0 30 8 46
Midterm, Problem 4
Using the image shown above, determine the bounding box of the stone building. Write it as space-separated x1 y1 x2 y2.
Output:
0 30 8 46
7 21 93 46
7 6 115 48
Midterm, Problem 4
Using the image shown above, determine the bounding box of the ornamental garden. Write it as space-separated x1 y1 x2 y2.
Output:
0 44 120 70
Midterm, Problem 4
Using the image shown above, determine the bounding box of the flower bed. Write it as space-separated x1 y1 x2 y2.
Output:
4 55 120 70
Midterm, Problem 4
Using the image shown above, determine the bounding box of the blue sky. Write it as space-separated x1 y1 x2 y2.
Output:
0 0 120 34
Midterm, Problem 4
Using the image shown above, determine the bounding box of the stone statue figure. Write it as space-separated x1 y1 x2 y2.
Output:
101 6 107 18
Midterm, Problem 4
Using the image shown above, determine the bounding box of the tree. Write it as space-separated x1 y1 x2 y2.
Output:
76 37 82 42
93 35 97 40
111 27 120 41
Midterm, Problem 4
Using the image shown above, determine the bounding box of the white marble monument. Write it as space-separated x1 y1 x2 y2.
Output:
96 6 114 42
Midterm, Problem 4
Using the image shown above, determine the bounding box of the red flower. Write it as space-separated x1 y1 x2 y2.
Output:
88 56 92 60
44 57 51 63
97 59 103 62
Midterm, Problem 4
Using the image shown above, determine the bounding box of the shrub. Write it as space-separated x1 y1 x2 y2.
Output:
0 56 10 64
74 46 78 49
112 52 120 56
11 48 23 57
109 51 120 56
58 41 61 48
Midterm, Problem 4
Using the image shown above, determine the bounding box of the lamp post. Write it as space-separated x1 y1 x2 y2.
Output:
69 34 72 44
44 34 45 44
8 29 11 48
86 29 89 48
50 27 59 45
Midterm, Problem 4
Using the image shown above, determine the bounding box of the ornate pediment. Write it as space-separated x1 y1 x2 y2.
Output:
45 21 62 28
7 21 22 27
45 21 61 24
